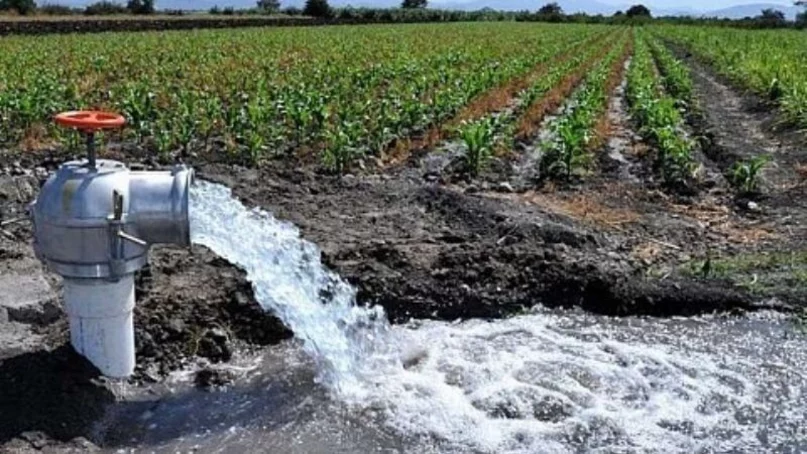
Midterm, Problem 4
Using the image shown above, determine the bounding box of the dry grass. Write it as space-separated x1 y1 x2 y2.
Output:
382 127 441 167
20 123 58 151
631 241 664 262
668 200 777 244
795 162 807 180
489 189 641 229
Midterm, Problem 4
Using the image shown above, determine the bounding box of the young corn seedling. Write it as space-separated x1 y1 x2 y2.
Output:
153 127 176 161
627 34 698 190
728 154 770 195
458 117 496 177
542 118 590 179
648 38 693 104
537 33 626 180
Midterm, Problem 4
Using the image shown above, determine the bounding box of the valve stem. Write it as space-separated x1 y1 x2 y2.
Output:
86 132 96 169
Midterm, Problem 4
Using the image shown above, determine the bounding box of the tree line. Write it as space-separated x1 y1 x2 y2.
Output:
1 0 156 15
1 0 806 30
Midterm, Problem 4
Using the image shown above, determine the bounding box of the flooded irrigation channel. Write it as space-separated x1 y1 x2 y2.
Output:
92 181 807 454
99 310 806 454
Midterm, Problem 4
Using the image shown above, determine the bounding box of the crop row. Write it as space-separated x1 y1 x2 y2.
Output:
0 23 608 170
539 31 631 179
654 25 807 128
626 30 696 189
648 33 773 196
453 30 620 175
646 36 692 105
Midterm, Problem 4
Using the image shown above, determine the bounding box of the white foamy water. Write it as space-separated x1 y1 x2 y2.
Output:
189 180 807 454
373 311 807 453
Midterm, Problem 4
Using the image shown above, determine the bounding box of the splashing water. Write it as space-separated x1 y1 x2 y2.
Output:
189 180 400 394
188 180 807 453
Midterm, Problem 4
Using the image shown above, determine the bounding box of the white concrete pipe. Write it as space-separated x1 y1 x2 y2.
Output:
63 277 136 378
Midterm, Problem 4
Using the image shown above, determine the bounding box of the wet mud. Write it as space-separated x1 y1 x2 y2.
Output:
2 45 807 451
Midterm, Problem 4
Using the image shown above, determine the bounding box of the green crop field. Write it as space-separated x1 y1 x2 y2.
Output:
1 22 806 184
654 25 807 127
0 23 608 170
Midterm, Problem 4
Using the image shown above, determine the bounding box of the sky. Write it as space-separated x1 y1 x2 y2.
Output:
55 0 804 12
603 0 795 10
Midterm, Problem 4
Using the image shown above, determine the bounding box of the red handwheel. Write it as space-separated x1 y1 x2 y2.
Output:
54 111 126 169
54 111 126 132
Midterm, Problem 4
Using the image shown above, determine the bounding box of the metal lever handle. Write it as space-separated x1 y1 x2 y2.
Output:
108 190 147 278
118 230 147 247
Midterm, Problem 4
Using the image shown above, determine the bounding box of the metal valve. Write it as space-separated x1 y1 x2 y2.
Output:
29 111 195 377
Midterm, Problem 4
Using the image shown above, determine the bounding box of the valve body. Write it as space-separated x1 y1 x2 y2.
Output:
30 159 194 377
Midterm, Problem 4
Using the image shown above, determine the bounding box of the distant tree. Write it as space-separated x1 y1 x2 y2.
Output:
126 0 154 14
281 5 302 15
537 2 562 15
303 0 331 17
83 0 128 15
257 0 280 12
0 0 36 14
613 10 624 16
625 4 651 18
401 0 426 9
757 8 786 27
38 3 78 15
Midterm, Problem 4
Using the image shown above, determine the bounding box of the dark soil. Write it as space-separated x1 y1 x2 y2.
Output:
0 346 111 449
0 17 362 37
1 44 807 452
675 47 807 214
205 162 753 321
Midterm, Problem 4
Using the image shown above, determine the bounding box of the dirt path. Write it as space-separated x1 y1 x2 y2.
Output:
676 48 807 229
658 45 807 300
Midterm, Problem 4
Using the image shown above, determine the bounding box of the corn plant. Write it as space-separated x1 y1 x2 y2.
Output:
647 37 693 105
322 120 365 173
627 33 698 189
728 154 770 195
458 118 497 176
540 33 629 179
0 22 611 172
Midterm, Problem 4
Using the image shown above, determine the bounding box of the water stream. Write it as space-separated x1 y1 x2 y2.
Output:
101 180 807 453
187 180 400 397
